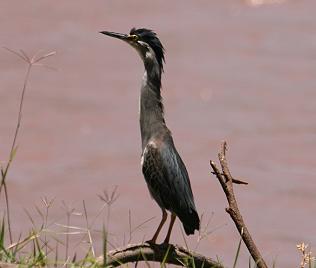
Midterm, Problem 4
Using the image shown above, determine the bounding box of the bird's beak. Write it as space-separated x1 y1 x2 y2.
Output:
99 31 129 41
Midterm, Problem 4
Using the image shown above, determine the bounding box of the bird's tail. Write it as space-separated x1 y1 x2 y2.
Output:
179 209 200 235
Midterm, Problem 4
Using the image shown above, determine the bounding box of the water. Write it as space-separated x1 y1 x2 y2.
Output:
0 1 315 266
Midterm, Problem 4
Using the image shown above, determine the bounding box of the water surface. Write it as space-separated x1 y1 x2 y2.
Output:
0 1 315 266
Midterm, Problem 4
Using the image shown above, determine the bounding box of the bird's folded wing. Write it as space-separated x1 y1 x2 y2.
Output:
142 142 195 212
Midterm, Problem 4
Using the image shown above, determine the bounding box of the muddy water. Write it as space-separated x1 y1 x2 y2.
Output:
1 1 316 267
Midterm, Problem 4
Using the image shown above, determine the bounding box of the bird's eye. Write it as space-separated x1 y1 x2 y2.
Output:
128 34 139 41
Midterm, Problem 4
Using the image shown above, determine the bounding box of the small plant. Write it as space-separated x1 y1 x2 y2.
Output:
0 48 56 246
297 242 315 268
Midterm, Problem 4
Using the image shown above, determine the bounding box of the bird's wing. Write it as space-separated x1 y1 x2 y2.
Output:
142 140 196 214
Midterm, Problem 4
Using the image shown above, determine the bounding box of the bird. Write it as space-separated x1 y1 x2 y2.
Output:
100 28 200 244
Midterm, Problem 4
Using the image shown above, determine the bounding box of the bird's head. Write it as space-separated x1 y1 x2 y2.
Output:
100 28 165 72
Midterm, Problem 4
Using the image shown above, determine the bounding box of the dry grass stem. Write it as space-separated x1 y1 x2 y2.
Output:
0 48 56 245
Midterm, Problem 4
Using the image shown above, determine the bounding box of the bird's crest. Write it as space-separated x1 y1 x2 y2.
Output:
130 28 165 73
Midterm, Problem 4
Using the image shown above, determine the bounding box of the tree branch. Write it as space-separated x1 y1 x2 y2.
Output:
0 262 17 268
99 243 224 268
210 141 268 268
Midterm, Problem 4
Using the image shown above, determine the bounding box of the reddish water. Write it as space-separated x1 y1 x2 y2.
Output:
1 1 315 267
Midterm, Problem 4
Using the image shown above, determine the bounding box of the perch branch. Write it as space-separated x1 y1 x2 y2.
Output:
98 243 223 267
210 141 268 268
0 263 17 268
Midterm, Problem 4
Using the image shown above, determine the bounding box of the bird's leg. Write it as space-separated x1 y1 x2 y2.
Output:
163 212 176 244
147 209 167 244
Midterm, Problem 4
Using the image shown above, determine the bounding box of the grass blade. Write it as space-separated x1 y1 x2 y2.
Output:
102 224 107 267
0 216 5 248
161 244 171 267
233 227 243 268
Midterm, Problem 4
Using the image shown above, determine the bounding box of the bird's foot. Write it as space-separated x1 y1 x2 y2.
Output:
145 239 171 249
145 239 157 245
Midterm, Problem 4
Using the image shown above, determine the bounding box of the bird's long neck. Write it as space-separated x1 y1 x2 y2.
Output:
139 53 166 150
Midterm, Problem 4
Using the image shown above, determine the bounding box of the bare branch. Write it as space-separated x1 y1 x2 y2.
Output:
99 243 223 268
210 141 268 268
0 262 18 268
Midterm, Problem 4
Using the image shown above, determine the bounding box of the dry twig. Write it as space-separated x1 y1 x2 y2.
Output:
210 141 268 268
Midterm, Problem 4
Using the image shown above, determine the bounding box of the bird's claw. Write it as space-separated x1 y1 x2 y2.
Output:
145 239 157 245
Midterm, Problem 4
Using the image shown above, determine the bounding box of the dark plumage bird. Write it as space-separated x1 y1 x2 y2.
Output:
100 28 200 244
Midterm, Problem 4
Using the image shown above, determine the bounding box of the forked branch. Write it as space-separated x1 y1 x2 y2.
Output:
210 141 268 268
